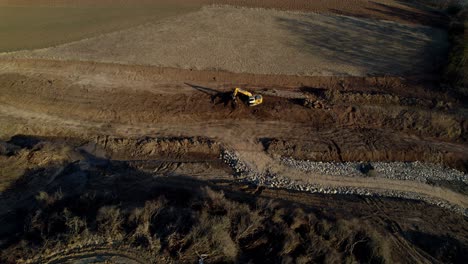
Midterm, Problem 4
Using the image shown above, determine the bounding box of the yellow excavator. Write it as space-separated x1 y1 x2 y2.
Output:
232 87 263 106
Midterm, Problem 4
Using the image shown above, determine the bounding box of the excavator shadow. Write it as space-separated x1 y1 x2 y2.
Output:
184 82 235 108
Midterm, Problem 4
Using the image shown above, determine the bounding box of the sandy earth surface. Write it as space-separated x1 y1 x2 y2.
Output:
0 1 466 262
0 0 447 26
0 5 199 52
1 6 449 76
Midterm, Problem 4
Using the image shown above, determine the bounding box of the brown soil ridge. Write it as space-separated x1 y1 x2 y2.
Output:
0 58 446 95
0 59 466 171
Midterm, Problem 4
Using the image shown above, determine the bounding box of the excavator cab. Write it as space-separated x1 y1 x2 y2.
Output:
248 94 263 106
232 88 263 106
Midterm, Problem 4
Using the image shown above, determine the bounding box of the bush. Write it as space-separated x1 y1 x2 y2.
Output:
444 3 468 97
184 212 238 262
96 206 124 240
446 1 463 15
3 185 396 263
128 199 165 250
63 209 87 236
35 190 63 207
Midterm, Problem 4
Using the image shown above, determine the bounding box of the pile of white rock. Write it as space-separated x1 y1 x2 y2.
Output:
280 157 468 184
220 149 467 216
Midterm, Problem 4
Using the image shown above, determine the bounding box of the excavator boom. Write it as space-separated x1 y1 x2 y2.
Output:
233 87 253 97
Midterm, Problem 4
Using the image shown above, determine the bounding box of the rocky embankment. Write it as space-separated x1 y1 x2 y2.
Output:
221 150 468 216
280 157 468 184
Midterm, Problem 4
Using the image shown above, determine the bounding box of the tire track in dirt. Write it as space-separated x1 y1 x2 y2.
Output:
363 197 437 264
36 247 151 264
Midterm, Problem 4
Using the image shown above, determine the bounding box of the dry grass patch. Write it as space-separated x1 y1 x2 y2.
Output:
0 139 75 192
0 183 399 263
0 137 466 263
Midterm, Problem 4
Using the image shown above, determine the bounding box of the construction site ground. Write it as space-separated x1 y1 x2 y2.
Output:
0 0 467 263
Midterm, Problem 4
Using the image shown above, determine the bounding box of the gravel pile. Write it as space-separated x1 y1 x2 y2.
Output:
220 150 467 216
280 157 468 184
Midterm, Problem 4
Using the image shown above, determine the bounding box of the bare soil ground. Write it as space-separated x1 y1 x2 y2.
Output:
0 1 466 263
0 0 446 54
2 6 449 76
0 59 466 190
0 5 198 52
207 0 448 27
0 0 447 26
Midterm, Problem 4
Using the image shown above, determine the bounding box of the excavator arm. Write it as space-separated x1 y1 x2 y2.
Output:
233 88 253 97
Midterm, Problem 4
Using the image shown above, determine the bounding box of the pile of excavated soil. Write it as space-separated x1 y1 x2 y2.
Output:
2 6 449 76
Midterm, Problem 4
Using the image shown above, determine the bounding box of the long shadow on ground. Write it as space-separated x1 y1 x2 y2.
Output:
0 136 467 263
